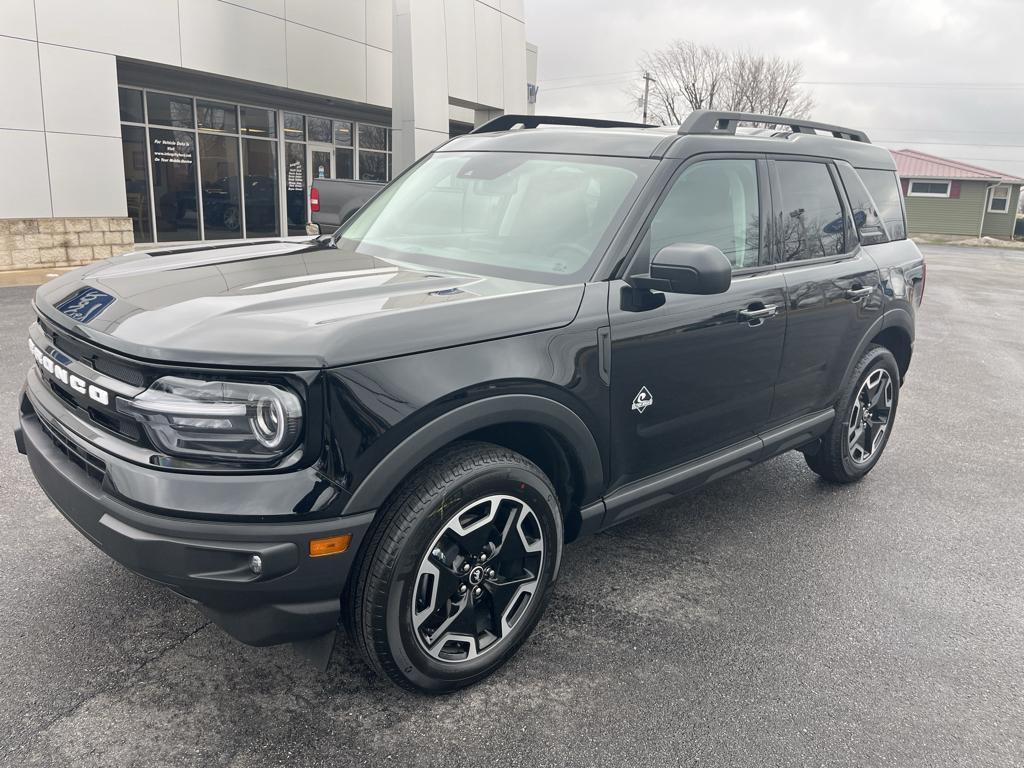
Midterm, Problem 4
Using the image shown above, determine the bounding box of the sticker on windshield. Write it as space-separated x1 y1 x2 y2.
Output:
632 387 653 414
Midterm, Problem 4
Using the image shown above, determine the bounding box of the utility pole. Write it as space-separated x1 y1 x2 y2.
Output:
641 71 656 124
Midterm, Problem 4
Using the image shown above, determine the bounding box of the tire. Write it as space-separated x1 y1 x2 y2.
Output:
805 345 900 484
345 441 563 693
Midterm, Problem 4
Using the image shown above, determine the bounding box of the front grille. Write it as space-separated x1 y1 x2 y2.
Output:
46 322 147 387
93 357 145 388
38 416 107 485
36 317 149 444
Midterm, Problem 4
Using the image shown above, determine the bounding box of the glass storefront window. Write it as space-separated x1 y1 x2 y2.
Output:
149 128 199 240
358 124 389 151
198 134 242 239
120 125 152 242
336 148 354 180
119 88 145 123
147 92 194 129
120 85 391 242
242 139 279 237
197 101 238 133
308 117 332 143
240 107 277 138
285 143 308 236
284 113 305 141
334 121 353 147
359 151 388 182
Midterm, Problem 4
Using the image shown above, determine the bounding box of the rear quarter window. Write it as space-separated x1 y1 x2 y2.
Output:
856 168 907 241
837 162 888 244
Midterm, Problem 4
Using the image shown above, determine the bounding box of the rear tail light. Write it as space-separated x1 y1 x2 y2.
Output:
310 187 320 213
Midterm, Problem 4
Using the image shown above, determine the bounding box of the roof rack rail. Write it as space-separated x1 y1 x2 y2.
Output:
678 110 870 143
471 114 653 134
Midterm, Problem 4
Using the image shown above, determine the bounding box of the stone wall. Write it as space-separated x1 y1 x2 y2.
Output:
0 218 135 271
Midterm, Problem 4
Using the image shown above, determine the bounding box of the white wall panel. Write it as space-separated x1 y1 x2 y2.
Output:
443 0 476 103
286 23 366 102
500 0 524 20
228 0 285 17
180 0 286 87
473 1 502 109
0 0 38 41
0 37 44 131
287 0 365 42
0 130 51 219
366 0 393 50
35 0 181 66
499 13 526 113
46 133 126 217
408 0 449 132
366 46 392 107
39 44 119 137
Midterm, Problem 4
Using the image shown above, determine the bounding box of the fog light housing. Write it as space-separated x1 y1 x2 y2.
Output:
249 554 263 575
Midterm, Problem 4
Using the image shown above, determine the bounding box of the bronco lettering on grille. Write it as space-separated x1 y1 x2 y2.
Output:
28 339 110 406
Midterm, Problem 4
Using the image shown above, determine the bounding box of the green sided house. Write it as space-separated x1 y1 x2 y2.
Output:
891 149 1022 239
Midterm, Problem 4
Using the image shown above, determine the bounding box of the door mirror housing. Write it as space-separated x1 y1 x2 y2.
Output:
631 243 732 295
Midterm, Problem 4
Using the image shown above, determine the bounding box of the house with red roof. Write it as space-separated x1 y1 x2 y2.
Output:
890 149 1022 239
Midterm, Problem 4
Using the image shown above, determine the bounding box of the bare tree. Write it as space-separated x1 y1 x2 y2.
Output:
633 41 814 126
635 41 729 125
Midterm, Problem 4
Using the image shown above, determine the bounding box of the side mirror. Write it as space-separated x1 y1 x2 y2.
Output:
632 243 732 295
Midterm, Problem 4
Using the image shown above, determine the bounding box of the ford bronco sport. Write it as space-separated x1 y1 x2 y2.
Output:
16 111 924 692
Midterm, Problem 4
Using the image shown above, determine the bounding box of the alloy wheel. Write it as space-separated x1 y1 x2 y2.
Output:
412 495 544 663
847 368 894 465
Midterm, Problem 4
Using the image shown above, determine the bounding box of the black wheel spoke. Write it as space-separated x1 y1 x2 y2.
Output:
486 573 535 621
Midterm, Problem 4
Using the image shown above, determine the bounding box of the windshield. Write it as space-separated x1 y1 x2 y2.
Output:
336 151 655 283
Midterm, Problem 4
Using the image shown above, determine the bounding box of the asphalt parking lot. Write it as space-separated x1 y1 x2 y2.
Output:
1 245 1022 767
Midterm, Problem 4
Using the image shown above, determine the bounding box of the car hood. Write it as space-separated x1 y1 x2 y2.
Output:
34 239 585 369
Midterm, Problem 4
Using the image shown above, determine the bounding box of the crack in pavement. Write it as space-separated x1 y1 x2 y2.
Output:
3 621 212 757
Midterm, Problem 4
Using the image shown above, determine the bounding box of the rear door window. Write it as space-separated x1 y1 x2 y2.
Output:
857 168 907 241
775 160 846 262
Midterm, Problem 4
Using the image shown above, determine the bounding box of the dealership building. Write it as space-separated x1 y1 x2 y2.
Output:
0 0 537 270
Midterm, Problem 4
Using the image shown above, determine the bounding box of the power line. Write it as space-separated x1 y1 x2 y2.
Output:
541 77 637 92
802 80 1024 89
538 69 639 84
875 139 1024 149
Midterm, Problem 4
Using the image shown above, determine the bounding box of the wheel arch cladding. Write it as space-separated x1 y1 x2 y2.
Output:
870 325 913 380
343 394 605 531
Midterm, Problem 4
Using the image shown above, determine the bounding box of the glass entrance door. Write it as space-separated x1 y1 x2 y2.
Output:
309 145 333 183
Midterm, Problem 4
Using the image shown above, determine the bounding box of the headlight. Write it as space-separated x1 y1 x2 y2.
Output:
116 377 302 464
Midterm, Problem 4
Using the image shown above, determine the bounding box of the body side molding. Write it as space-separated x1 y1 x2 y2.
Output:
601 408 835 531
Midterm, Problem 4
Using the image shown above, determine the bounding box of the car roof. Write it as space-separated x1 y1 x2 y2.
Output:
441 125 897 172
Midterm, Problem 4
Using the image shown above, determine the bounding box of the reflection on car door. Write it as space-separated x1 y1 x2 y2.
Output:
607 156 787 491
768 158 883 425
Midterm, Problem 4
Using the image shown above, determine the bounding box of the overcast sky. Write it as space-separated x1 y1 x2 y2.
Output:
524 0 1024 179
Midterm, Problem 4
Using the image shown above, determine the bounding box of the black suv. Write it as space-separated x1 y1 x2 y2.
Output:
16 111 924 692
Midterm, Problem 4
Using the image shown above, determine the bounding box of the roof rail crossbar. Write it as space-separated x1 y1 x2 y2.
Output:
471 114 653 134
678 110 870 143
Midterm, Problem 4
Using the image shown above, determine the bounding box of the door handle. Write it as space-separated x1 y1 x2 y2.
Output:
845 286 873 301
738 303 778 326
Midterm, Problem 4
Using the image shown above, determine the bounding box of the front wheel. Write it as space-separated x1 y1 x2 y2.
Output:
345 442 562 693
805 345 900 483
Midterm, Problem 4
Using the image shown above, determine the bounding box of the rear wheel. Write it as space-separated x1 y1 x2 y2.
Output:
805 345 900 483
345 442 562 693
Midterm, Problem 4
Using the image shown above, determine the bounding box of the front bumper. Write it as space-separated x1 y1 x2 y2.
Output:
16 383 375 647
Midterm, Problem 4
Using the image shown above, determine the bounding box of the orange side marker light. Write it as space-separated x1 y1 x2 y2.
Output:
309 534 352 558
